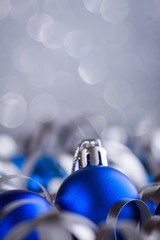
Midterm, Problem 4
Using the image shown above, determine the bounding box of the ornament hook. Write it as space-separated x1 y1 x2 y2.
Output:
72 139 108 173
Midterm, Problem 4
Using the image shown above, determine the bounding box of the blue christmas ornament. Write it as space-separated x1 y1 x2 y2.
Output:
11 153 26 169
146 200 157 215
0 189 53 240
154 202 160 216
27 155 67 192
55 139 140 225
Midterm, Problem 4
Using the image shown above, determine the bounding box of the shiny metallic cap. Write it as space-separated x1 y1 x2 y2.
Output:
72 139 108 173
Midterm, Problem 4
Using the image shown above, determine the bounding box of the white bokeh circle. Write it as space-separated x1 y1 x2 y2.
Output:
27 13 56 42
0 93 27 128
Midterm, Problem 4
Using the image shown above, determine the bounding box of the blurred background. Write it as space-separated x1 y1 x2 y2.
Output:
0 0 160 137
0 0 160 192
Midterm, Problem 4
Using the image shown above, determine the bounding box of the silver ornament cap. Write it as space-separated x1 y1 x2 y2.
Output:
72 139 108 173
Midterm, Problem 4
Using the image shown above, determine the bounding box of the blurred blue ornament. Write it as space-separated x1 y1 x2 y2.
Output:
146 200 157 215
27 154 67 192
155 202 160 216
0 189 53 240
55 139 140 225
11 153 26 169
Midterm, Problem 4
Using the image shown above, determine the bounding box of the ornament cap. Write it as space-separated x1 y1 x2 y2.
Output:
72 139 108 172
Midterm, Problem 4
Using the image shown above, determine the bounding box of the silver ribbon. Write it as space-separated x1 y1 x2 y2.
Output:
0 174 53 205
5 211 97 240
105 198 151 239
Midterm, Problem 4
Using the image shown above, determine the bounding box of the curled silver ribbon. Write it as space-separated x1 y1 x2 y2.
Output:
106 198 151 239
96 222 142 240
5 211 97 240
139 182 160 204
0 174 53 205
139 182 160 216
107 198 151 227
141 215 160 240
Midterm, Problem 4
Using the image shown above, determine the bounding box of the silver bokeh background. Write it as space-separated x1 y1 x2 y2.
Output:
0 0 160 139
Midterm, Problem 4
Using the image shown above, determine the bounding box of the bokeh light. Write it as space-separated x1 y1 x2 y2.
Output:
82 0 103 14
100 0 130 23
27 13 56 42
63 29 92 59
0 134 17 160
78 47 108 84
12 44 39 73
0 93 27 129
10 0 39 23
42 21 68 50
0 0 12 20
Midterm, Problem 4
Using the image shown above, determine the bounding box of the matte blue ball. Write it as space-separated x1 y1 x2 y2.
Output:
0 190 53 240
55 166 140 224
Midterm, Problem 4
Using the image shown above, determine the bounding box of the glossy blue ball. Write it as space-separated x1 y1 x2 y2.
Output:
55 166 140 224
0 189 53 240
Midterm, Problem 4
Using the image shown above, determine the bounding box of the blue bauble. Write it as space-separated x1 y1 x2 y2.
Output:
154 202 160 215
55 166 140 225
0 189 53 240
11 153 26 169
27 155 67 192
145 200 157 215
